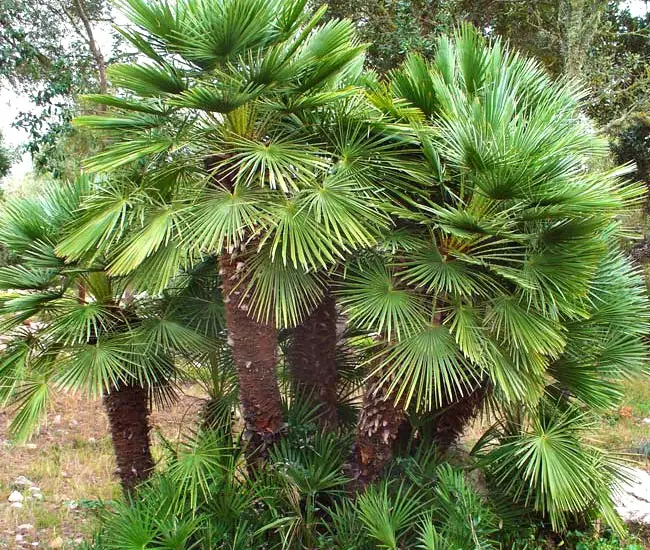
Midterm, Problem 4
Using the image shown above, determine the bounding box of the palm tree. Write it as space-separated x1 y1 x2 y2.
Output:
64 0 404 463
286 292 339 426
0 176 213 493
336 25 649 523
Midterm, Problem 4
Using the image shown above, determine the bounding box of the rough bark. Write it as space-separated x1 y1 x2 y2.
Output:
352 376 405 488
559 0 607 80
425 382 489 452
103 382 155 495
287 292 339 428
219 251 284 468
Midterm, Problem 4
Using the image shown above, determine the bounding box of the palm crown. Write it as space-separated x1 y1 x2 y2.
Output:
0 175 220 491
65 0 411 328
335 27 650 527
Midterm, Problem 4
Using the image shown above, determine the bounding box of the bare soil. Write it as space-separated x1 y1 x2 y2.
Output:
0 388 206 549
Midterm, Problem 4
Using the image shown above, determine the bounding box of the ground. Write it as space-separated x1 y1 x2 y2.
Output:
0 379 649 549
0 388 206 549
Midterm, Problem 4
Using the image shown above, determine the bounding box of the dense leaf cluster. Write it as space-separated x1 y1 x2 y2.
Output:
0 0 648 546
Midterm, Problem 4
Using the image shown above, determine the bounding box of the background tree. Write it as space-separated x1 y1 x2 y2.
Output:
0 130 12 179
0 0 121 176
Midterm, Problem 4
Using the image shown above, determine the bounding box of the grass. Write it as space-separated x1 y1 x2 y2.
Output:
0 388 206 549
593 377 650 472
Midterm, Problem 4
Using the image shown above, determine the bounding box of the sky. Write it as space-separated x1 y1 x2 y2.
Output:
1 0 649 180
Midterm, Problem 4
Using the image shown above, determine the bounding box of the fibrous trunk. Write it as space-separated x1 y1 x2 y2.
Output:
287 292 338 428
103 382 155 495
353 376 405 488
219 251 284 467
425 382 488 452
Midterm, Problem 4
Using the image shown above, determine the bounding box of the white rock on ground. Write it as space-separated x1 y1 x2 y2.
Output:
613 467 650 524
8 491 24 503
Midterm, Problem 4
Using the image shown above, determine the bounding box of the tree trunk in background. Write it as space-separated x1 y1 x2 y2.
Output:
559 0 607 80
287 292 339 428
220 251 284 468
352 376 405 488
104 382 155 495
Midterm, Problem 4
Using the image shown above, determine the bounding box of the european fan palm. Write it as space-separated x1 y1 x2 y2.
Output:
66 0 411 459
0 176 213 493
336 26 650 525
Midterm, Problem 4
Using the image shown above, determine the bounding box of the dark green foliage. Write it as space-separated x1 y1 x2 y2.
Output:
0 131 12 179
322 0 459 73
90 401 504 550
612 114 650 187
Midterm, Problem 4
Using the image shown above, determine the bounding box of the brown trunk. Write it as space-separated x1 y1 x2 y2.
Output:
425 382 488 452
287 292 338 428
73 0 107 94
103 382 154 495
352 376 405 488
219 252 284 468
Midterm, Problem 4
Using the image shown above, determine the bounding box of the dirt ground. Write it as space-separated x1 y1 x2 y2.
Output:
0 388 206 549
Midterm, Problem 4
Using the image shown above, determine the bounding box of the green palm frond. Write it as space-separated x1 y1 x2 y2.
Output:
263 199 342 270
56 180 136 260
53 337 140 397
428 464 499 549
168 82 262 113
81 94 168 115
44 301 118 346
136 318 215 355
485 296 566 358
390 54 438 118
399 242 493 298
298 174 387 250
8 377 52 443
337 258 428 340
356 481 427 550
82 137 174 172
126 241 192 294
474 399 628 532
373 324 478 411
244 250 325 327
107 205 186 277
0 265 59 290
222 135 328 192
108 63 186 97
164 429 235 512
74 113 166 131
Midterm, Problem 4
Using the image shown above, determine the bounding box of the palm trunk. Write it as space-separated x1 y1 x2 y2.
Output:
219 251 284 467
287 292 338 427
425 382 488 451
352 376 405 487
103 382 154 495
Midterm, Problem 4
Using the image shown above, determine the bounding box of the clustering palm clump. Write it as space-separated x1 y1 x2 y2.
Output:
0 0 648 547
